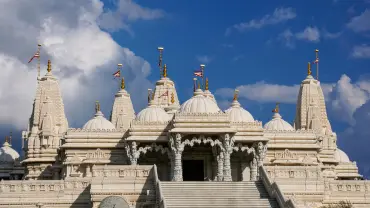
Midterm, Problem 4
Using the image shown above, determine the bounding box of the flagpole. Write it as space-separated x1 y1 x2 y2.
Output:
37 44 41 80
158 47 164 79
117 64 123 89
193 78 197 92
200 64 205 90
315 49 319 81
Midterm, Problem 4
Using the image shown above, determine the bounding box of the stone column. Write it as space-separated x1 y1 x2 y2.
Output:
250 157 257 181
86 165 92 177
222 134 234 182
212 146 224 181
254 142 267 179
169 133 184 181
125 141 140 165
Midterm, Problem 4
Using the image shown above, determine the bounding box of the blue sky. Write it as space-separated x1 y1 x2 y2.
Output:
0 0 370 177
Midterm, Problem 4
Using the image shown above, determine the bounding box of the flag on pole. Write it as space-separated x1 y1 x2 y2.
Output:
113 70 121 78
28 52 40 63
159 91 168 98
194 70 203 77
312 58 319 64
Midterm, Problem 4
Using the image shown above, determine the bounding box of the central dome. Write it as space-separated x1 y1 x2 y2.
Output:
180 89 221 113
136 101 171 122
83 111 115 130
264 112 294 131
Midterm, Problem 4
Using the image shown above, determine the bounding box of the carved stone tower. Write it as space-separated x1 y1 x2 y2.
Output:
22 60 68 180
110 77 135 131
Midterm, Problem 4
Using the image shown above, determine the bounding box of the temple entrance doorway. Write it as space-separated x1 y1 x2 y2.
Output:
182 160 204 181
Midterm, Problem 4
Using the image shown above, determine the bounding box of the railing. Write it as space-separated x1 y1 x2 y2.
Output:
153 165 167 208
259 166 297 208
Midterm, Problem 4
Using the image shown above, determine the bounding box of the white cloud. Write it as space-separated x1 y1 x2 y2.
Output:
278 29 295 48
295 26 320 42
196 55 212 64
347 9 370 32
98 0 165 32
322 29 341 39
351 45 370 58
0 0 158 130
226 7 296 35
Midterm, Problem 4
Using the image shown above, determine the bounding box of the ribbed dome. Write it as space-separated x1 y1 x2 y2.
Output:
136 101 170 122
335 148 351 163
204 90 217 104
180 89 221 113
0 142 20 163
264 113 294 131
225 100 254 122
83 111 115 130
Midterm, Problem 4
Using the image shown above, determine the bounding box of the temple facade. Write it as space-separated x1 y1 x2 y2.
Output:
0 57 369 208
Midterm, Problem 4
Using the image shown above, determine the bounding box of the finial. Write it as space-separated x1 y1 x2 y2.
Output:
47 60 51 72
4 136 8 144
197 80 201 89
95 101 100 113
148 89 152 103
233 89 239 101
163 64 167 78
200 64 205 69
9 131 12 145
272 102 280 113
205 78 209 90
315 49 319 53
171 92 175 104
121 77 125 90
307 62 312 75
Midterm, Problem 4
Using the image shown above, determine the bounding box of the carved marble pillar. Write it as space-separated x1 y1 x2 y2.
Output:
250 157 257 181
169 133 185 181
212 146 224 181
85 165 92 177
254 142 267 179
222 134 234 182
125 141 140 165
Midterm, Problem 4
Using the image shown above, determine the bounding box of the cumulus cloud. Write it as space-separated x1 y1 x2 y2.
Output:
278 29 295 48
351 45 370 58
226 7 296 35
0 0 161 130
347 9 370 32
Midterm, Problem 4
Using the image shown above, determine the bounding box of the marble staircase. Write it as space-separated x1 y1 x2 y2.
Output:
160 181 279 208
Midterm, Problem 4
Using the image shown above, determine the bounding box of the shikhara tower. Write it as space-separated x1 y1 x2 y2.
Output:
0 49 367 208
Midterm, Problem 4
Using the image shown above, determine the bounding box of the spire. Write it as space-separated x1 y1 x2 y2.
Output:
205 78 209 90
95 101 100 113
47 60 51 72
121 77 125 90
163 64 167 78
171 92 175 104
233 89 239 101
307 62 312 76
272 102 280 113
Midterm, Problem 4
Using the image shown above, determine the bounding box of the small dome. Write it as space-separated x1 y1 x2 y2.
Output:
180 89 221 113
136 101 170 122
83 111 115 130
99 196 130 208
225 100 254 122
335 148 351 163
264 113 294 131
0 141 20 164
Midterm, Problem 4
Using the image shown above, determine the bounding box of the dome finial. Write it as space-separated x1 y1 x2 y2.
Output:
171 92 175 104
163 64 167 78
121 77 125 90
158 47 164 79
205 78 209 90
47 60 52 72
9 131 12 146
95 101 100 113
307 62 312 76
233 89 239 101
4 136 8 143
272 102 280 113
197 80 201 89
